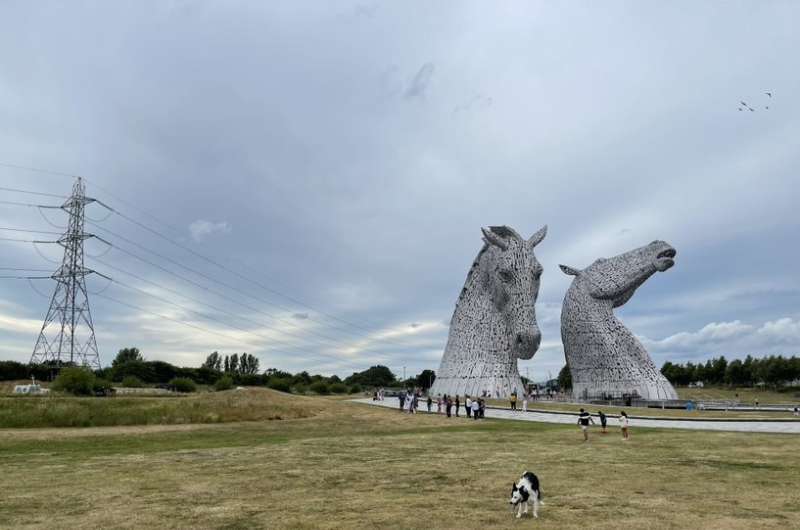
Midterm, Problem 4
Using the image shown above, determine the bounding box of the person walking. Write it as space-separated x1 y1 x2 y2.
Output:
479 398 486 419
465 395 472 418
455 395 460 417
445 395 452 418
522 393 528 413
620 411 630 440
471 398 480 420
510 392 517 411
427 395 432 413
398 392 406 412
577 408 594 442
598 410 607 433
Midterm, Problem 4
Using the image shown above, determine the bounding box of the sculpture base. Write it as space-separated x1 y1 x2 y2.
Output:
572 377 678 401
430 375 524 399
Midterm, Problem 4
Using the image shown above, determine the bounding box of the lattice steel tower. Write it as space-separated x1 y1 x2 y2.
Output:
31 177 102 369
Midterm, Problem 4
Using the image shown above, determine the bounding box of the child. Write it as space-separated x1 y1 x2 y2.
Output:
577 408 594 442
620 411 630 440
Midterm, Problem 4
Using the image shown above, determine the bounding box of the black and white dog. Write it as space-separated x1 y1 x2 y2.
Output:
509 471 543 518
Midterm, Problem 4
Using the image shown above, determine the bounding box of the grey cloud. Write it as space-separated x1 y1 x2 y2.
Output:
404 62 434 99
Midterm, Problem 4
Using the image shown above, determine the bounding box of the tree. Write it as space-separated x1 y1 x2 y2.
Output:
344 365 396 388
112 347 143 367
239 353 259 375
202 352 222 372
557 364 572 391
415 369 436 390
228 354 239 374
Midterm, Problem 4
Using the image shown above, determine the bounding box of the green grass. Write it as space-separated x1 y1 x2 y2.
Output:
677 386 800 403
0 396 798 529
485 399 800 420
0 388 315 428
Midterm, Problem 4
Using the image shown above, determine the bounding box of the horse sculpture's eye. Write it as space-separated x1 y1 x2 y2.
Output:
498 270 514 282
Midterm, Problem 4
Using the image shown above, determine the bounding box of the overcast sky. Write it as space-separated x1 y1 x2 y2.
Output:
0 1 798 380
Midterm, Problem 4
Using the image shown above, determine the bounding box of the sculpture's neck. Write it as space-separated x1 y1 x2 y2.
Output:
448 271 509 354
563 284 635 341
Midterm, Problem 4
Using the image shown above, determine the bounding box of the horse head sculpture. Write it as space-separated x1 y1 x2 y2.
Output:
430 225 547 399
560 240 679 401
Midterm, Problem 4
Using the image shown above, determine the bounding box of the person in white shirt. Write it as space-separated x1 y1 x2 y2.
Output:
471 398 480 420
620 411 630 440
522 394 528 412
465 396 472 418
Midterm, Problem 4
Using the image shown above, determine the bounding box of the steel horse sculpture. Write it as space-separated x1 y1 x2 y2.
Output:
430 225 547 399
559 240 679 401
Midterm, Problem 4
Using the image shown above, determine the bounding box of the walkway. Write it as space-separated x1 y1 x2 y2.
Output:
351 398 800 434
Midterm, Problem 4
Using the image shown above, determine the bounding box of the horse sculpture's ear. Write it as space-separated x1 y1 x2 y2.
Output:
528 225 548 248
559 264 581 276
481 227 508 250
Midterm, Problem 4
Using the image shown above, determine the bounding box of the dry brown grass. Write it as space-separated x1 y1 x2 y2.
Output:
0 397 798 529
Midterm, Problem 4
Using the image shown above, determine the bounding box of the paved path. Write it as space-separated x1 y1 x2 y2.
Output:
352 398 800 434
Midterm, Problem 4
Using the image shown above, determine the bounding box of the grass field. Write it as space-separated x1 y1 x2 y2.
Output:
1 391 798 529
677 386 800 403
0 388 317 428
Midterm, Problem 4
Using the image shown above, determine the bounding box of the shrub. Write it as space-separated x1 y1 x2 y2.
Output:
93 378 114 396
267 378 292 393
348 383 363 394
309 381 330 395
169 377 197 393
293 383 307 395
330 382 348 394
52 367 96 396
214 375 234 391
121 376 143 388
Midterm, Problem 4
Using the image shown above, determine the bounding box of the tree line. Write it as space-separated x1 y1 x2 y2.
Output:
0 349 436 395
660 355 800 388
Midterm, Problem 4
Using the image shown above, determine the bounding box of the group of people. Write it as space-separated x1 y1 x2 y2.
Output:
577 408 630 441
397 391 489 419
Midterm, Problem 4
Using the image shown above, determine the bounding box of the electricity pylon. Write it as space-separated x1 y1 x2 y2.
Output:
30 177 108 369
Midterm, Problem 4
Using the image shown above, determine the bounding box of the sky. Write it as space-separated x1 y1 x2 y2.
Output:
0 1 798 381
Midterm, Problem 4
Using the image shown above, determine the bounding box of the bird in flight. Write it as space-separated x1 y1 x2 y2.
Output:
766 92 772 98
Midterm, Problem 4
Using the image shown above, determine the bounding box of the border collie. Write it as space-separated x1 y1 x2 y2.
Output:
509 471 543 518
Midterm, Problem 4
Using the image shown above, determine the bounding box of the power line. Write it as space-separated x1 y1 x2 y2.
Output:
0 161 76 178
0 162 422 349
90 192 404 341
89 256 397 364
0 236 57 244
0 186 68 199
0 226 65 236
0 267 54 272
104 276 379 371
85 219 406 350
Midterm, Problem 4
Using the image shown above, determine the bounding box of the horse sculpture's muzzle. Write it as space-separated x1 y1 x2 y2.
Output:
514 331 541 359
